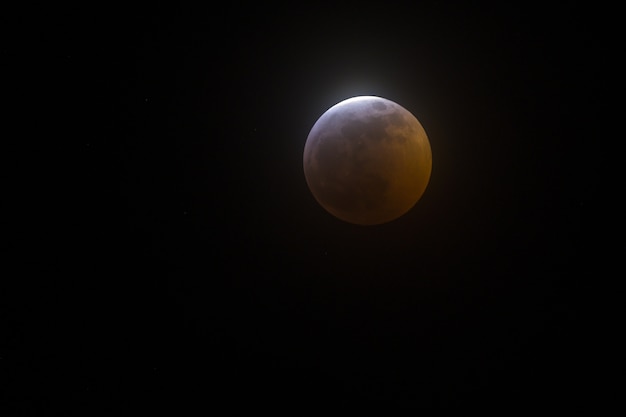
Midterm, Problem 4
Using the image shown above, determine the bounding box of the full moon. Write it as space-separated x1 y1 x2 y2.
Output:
303 96 432 225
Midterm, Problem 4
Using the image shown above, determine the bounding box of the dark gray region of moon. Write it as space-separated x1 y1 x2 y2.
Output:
310 114 398 212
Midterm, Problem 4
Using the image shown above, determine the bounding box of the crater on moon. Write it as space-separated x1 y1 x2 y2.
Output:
303 96 432 225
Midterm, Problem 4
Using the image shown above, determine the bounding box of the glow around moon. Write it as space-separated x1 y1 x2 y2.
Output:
303 96 432 225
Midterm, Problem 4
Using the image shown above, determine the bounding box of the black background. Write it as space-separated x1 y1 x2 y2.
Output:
4 2 601 413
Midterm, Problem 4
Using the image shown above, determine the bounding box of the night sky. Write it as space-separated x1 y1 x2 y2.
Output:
6 2 597 413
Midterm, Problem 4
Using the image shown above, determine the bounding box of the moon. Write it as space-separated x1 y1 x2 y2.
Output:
303 96 432 225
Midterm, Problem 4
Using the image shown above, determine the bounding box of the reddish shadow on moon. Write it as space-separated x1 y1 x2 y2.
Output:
303 96 432 225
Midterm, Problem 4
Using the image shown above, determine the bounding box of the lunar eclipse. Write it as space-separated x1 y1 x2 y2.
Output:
303 96 432 225
18 3 586 413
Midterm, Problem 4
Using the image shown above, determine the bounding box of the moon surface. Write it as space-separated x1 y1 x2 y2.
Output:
303 96 432 225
